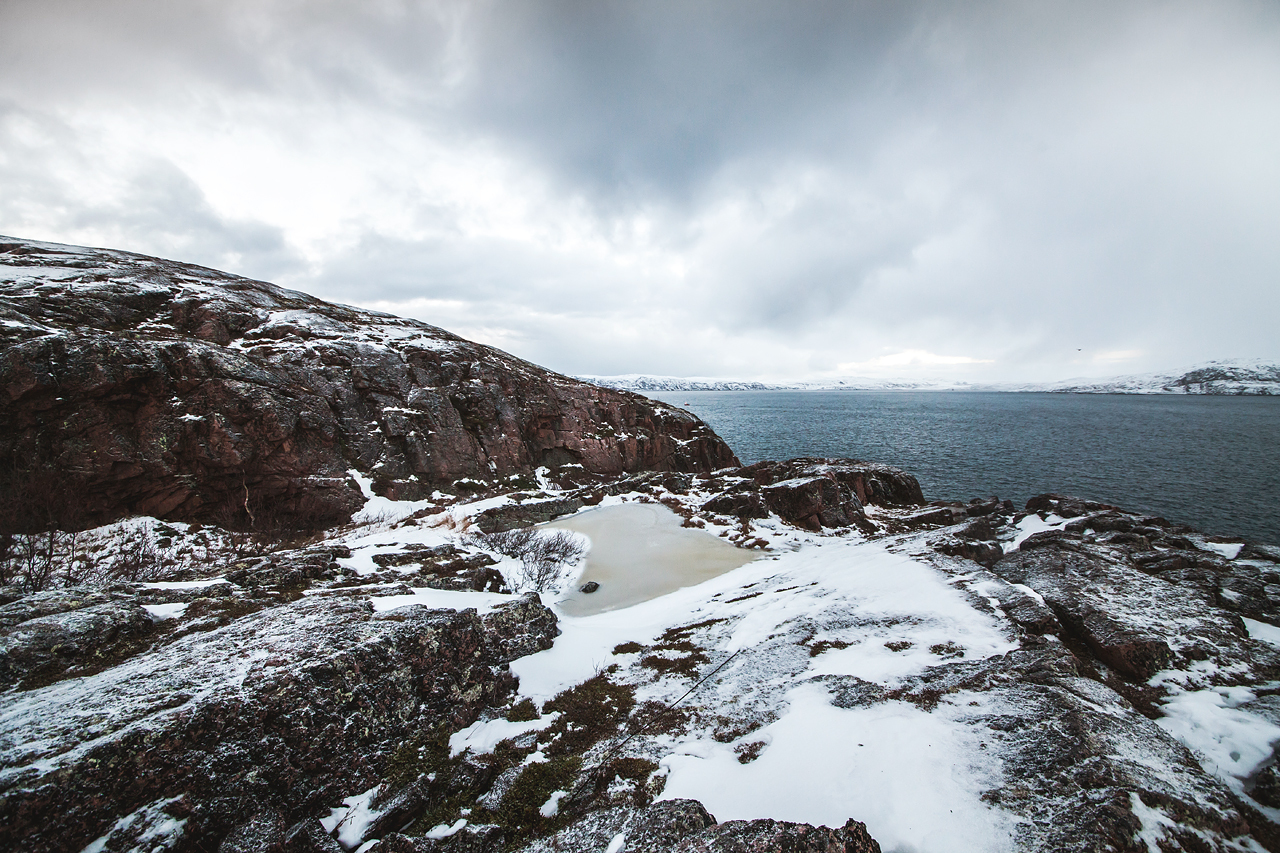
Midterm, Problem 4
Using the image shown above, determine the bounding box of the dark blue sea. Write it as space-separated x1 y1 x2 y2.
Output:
652 391 1280 545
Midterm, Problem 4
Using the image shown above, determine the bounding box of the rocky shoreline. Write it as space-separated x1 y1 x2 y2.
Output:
4 238 1280 852
2 462 1279 852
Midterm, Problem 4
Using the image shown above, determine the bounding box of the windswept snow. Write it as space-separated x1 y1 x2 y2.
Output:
1155 685 1280 798
661 684 1014 853
510 532 1020 852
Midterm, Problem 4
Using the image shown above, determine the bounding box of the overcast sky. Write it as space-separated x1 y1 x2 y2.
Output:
2 1 1278 382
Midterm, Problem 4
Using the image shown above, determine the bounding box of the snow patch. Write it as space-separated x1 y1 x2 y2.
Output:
449 713 559 757
660 683 1014 853
1156 686 1280 796
1199 541 1246 560
142 602 188 621
1244 618 1280 647
369 587 516 615
140 578 229 590
1004 513 1066 552
320 784 385 849
425 818 468 839
539 790 568 818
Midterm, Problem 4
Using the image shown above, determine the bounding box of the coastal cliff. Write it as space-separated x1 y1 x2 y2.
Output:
0 238 737 532
4 238 1280 853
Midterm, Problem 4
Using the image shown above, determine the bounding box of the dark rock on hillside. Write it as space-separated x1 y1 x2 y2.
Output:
0 590 558 853
0 594 154 687
0 237 738 532
507 799 880 853
741 458 924 507
701 458 924 531
1166 362 1280 395
473 496 586 534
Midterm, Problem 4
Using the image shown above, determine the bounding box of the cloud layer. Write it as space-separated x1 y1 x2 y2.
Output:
2 0 1278 381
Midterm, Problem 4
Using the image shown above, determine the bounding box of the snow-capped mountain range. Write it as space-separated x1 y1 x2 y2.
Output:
578 359 1280 395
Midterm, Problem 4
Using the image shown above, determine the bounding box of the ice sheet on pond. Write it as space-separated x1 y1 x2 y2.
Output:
547 503 756 616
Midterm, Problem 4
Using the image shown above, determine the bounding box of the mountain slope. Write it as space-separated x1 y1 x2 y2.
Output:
1025 360 1280 394
0 237 737 531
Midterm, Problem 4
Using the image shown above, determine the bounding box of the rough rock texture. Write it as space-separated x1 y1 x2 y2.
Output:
473 497 586 534
0 594 154 687
510 799 880 853
0 237 738 531
741 458 924 508
0 589 558 853
700 458 924 531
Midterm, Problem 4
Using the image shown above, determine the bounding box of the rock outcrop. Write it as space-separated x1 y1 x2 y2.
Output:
505 799 880 853
0 585 559 853
700 458 924 531
0 237 738 532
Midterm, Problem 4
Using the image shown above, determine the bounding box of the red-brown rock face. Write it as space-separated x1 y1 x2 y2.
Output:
0 237 739 530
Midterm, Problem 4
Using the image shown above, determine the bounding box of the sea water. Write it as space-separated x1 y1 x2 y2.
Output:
651 391 1280 545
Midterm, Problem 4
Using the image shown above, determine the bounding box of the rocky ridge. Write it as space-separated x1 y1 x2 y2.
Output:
0 237 737 533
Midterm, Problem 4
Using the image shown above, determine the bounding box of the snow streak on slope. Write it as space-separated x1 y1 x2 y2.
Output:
510 532 1021 853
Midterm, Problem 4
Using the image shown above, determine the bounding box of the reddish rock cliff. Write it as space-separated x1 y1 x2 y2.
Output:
0 237 738 530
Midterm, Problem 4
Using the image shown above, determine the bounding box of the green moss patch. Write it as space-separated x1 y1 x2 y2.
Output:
490 755 582 839
506 697 540 722
543 673 637 756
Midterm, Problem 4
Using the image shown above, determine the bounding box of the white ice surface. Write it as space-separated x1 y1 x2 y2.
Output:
548 503 754 615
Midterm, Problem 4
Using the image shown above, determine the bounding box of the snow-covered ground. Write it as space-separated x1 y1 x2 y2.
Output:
8 465 1280 852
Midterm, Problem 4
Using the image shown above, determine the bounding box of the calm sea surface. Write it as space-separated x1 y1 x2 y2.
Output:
651 391 1280 545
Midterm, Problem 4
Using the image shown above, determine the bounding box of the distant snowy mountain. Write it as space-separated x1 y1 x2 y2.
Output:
579 360 1280 395
574 374 783 392
574 374 981 392
1019 360 1280 395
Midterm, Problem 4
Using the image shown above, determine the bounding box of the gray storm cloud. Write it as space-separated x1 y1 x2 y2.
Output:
1 0 1278 381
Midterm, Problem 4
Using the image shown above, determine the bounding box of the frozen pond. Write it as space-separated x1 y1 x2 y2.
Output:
548 503 757 616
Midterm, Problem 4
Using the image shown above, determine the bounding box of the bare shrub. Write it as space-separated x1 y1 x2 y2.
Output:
467 528 586 592
110 526 164 583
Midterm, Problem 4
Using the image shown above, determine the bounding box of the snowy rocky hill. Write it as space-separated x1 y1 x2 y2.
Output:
1019 360 1280 395
580 360 1280 395
0 237 736 532
5 237 1280 853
